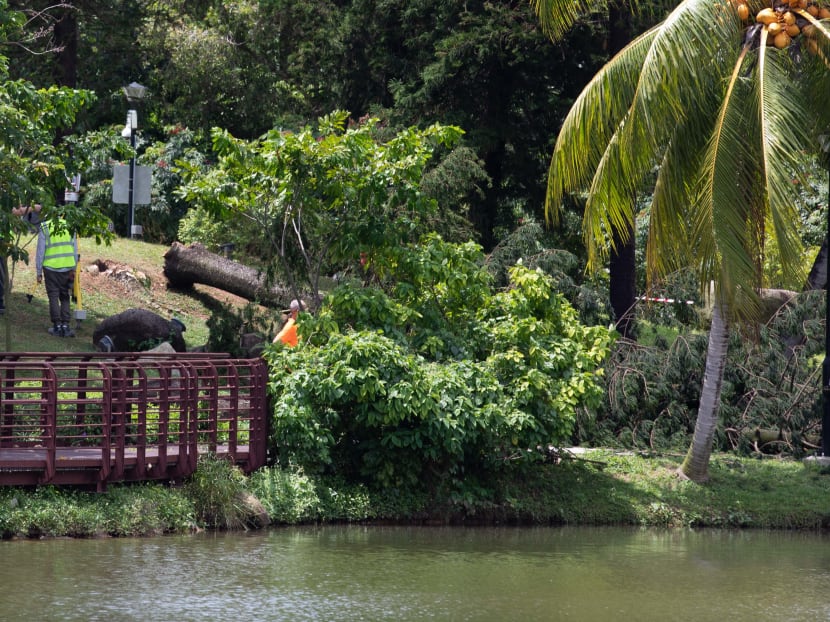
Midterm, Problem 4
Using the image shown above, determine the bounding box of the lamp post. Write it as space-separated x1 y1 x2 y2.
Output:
122 82 147 238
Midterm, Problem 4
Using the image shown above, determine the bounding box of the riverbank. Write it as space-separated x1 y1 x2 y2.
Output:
1 450 829 538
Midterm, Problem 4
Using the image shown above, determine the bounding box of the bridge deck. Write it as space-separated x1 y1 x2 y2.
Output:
0 353 269 490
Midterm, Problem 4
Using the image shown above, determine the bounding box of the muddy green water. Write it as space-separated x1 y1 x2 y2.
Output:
0 526 828 621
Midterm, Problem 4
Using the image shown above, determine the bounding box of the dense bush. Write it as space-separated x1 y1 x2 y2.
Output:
185 454 253 530
0 485 196 538
263 235 612 492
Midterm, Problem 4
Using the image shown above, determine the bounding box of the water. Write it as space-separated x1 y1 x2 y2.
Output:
0 526 828 621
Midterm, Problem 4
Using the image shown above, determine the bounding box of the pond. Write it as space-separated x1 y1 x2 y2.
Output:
0 526 828 621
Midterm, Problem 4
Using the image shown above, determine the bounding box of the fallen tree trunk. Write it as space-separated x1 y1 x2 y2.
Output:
164 242 292 308
733 427 821 451
758 288 797 324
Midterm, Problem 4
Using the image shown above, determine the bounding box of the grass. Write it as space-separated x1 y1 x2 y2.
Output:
2 446 830 538
1 236 230 352
492 451 830 529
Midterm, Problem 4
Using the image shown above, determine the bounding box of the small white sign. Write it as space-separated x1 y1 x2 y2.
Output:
112 165 152 205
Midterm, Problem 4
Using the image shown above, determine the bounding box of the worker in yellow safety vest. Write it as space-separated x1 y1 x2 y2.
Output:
36 217 78 338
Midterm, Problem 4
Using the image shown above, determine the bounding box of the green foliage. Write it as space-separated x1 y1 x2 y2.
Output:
206 301 276 357
101 484 197 536
577 331 707 450
0 76 98 260
264 235 612 491
0 485 196 538
486 218 611 327
139 126 209 243
249 468 387 524
177 205 270 264
582 290 826 457
184 454 251 530
142 0 327 137
178 112 465 303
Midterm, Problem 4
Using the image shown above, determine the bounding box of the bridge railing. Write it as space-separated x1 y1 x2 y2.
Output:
0 353 269 489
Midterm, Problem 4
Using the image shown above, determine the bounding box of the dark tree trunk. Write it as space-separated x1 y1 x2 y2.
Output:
606 1 637 340
609 224 636 339
163 242 293 308
805 236 828 291
53 7 78 87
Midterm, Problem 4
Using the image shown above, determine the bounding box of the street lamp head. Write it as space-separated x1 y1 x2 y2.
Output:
122 82 148 104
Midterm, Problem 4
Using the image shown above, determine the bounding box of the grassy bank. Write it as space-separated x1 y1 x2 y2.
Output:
2 239 828 537
2 452 829 538
1 236 227 352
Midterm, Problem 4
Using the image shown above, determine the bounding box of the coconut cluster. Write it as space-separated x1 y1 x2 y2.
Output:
733 0 830 49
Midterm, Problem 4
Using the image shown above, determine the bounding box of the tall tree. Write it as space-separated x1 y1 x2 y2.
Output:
386 0 603 251
6 1 145 111
177 112 465 305
533 0 653 338
544 0 830 481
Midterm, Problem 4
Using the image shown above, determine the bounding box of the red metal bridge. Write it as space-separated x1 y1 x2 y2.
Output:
0 353 269 490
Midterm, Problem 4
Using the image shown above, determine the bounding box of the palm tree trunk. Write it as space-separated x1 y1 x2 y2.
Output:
680 299 729 482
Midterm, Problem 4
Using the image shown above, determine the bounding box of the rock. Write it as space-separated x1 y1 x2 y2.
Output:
145 341 177 355
239 332 266 357
92 308 187 352
236 491 270 529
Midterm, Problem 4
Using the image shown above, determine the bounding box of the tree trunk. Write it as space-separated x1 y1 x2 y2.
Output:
805 235 828 291
606 1 637 341
163 242 293 308
53 7 78 88
743 428 820 450
610 223 636 339
680 299 730 482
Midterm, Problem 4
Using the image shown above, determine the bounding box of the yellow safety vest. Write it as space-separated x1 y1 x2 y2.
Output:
42 220 76 270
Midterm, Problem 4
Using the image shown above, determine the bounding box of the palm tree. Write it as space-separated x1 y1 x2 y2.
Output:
539 0 830 481
533 0 642 338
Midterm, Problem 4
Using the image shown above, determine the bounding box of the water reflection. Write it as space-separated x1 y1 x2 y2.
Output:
0 526 828 621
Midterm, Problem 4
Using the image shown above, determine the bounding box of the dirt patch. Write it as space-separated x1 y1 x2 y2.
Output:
80 256 254 321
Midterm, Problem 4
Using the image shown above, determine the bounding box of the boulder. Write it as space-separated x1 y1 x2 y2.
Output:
239 332 266 358
92 308 187 352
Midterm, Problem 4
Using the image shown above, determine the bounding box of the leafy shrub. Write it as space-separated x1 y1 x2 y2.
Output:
486 219 612 328
104 484 197 536
264 235 612 491
0 485 196 538
248 468 380 524
184 454 251 529
177 205 267 261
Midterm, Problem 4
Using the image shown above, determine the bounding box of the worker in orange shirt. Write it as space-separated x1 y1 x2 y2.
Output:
273 299 304 346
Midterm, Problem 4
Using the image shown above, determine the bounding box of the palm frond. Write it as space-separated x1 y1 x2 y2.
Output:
581 128 634 268
545 26 658 221
758 40 811 289
646 121 710 282
799 16 830 132
694 38 759 315
613 0 743 190
583 0 743 266
530 0 605 42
